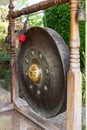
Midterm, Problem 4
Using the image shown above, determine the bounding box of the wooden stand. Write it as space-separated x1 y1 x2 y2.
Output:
67 0 82 130
0 0 82 130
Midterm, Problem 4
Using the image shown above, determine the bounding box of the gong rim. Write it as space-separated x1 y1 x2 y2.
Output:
16 27 69 118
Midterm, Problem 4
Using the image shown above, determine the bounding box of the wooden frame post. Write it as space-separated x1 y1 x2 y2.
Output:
67 0 82 130
8 0 19 102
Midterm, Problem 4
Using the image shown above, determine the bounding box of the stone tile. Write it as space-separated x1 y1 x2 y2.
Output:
0 87 86 130
0 110 43 130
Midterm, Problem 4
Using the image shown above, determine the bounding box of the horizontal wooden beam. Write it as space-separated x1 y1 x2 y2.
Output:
8 0 69 19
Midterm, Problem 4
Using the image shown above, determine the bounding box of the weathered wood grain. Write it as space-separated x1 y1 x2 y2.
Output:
67 0 82 130
8 0 69 19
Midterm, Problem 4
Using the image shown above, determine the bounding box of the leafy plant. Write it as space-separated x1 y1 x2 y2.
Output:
0 52 10 61
82 125 86 130
44 3 85 70
44 3 86 104
82 71 86 104
27 13 44 27
0 21 8 50
44 4 70 46
0 68 10 90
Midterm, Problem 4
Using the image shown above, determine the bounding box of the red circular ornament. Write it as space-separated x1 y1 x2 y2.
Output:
18 34 26 44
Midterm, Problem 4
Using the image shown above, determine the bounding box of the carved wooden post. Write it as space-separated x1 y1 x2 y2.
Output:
8 0 18 103
67 0 82 130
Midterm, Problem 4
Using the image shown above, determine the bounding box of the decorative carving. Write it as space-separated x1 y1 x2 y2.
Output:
67 0 82 130
8 0 19 102
53 0 62 4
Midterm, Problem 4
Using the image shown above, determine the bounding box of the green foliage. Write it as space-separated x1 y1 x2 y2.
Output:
82 71 86 104
0 51 10 90
44 4 70 46
44 4 85 70
82 125 86 130
80 50 85 72
79 22 85 71
0 21 8 51
0 68 10 90
79 22 85 51
44 3 85 104
0 52 10 61
28 13 44 27
0 68 9 79
0 8 8 51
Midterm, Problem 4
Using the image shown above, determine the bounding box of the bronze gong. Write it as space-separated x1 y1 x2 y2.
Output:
16 27 70 118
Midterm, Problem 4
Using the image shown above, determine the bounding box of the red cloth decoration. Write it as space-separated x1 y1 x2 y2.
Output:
18 34 26 44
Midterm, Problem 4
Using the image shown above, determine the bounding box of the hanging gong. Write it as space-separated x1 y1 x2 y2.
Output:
16 27 70 118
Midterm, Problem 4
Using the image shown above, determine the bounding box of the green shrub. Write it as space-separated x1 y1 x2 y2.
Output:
82 125 86 130
0 68 10 90
44 4 70 46
44 3 85 104
82 71 86 104
0 21 8 50
0 52 10 61
44 3 85 71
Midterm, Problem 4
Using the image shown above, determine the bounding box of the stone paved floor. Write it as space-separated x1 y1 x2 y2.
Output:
0 110 43 130
0 108 85 130
0 86 86 130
